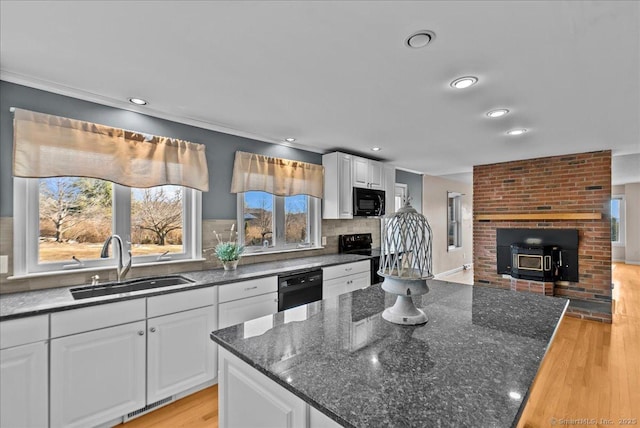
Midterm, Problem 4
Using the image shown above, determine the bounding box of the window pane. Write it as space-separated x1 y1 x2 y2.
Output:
611 199 620 242
131 186 184 256
38 177 113 262
285 195 309 244
243 191 274 247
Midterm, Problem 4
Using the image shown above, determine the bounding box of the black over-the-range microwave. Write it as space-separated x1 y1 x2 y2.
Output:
353 187 385 216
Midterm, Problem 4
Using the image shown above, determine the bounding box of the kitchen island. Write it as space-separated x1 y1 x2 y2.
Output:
210 280 568 428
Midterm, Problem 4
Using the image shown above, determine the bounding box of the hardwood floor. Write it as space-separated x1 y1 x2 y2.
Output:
122 263 639 428
518 263 640 428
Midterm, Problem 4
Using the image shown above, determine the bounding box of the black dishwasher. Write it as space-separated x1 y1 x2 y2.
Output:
278 269 323 311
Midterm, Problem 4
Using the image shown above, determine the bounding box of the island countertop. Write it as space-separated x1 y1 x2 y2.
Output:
210 280 568 428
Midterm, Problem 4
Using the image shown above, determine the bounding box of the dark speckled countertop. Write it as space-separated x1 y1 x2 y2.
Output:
0 254 371 320
211 281 568 428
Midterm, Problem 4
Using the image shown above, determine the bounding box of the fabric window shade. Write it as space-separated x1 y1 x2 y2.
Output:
12 108 209 191
230 151 324 199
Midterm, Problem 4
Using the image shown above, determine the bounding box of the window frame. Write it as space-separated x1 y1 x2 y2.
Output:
447 192 462 251
611 195 625 246
237 192 321 254
13 177 202 276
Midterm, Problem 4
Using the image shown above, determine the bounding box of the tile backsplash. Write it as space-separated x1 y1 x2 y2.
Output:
0 217 380 294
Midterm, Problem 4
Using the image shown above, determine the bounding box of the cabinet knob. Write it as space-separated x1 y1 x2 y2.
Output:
138 330 144 336
150 327 157 333
345 267 353 271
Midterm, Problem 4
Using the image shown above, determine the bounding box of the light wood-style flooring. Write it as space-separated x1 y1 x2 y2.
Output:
121 263 639 428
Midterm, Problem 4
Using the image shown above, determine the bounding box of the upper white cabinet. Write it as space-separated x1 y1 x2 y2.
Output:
384 164 397 214
322 152 353 219
353 156 384 190
0 315 49 428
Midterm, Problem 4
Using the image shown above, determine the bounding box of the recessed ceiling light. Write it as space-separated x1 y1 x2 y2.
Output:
487 109 509 118
506 129 528 136
371 147 381 151
284 138 296 142
406 30 436 48
128 97 148 105
450 76 478 89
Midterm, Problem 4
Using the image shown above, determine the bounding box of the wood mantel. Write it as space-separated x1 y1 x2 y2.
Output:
475 213 602 221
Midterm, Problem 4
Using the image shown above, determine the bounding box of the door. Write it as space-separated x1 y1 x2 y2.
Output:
219 292 279 329
0 342 48 428
50 321 146 428
352 157 369 188
344 272 371 294
147 306 216 403
338 153 353 218
368 160 384 189
395 183 408 211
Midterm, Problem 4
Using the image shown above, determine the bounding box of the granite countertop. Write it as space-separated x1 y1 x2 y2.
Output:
211 281 568 428
0 253 370 321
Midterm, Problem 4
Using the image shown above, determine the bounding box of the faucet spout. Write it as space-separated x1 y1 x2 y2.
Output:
100 235 131 282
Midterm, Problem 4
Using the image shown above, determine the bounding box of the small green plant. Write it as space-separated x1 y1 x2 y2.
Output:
212 223 244 261
214 241 244 262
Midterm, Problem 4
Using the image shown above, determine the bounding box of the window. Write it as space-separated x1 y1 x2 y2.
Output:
14 177 201 275
238 191 320 253
447 192 462 250
611 196 625 245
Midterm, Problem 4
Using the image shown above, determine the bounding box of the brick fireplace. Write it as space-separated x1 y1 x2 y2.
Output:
473 150 612 322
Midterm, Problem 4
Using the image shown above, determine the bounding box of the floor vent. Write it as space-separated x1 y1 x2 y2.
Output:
123 396 173 422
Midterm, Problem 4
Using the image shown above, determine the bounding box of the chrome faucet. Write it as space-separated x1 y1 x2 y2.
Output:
100 235 132 282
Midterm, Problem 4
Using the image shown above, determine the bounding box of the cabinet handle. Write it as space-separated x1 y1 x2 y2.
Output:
138 330 144 336
150 327 157 333
345 267 353 271
347 280 353 284
244 286 258 291
274 298 278 302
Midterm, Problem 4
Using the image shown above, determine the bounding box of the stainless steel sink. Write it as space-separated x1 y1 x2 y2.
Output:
70 275 194 300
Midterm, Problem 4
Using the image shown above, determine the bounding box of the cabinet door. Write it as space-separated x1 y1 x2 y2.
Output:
50 321 146 428
338 153 353 218
323 277 347 300
219 348 306 428
345 272 371 294
0 342 48 428
352 156 369 188
219 292 278 329
368 160 384 189
147 306 216 403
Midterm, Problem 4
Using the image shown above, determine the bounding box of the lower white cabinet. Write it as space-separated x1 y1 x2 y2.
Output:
50 321 147 428
0 341 48 428
147 306 216 403
219 347 341 428
219 347 307 428
323 271 370 300
218 292 278 330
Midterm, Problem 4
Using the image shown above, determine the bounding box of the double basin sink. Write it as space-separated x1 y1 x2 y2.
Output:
70 275 194 300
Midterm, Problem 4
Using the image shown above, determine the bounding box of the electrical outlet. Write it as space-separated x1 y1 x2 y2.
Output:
0 255 8 274
321 236 327 246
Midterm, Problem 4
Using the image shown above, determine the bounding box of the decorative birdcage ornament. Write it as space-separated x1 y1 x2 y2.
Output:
378 200 433 325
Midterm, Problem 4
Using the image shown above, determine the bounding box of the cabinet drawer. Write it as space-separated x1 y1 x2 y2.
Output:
51 299 145 338
218 292 278 329
218 276 278 303
147 287 216 318
322 260 370 281
0 315 49 349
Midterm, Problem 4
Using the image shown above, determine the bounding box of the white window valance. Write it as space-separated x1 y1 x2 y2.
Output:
230 151 324 199
12 108 210 191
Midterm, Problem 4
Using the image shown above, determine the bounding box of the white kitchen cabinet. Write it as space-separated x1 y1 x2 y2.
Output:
50 320 147 428
322 151 353 219
147 306 216 403
0 342 48 428
353 156 384 190
384 164 397 214
218 347 307 428
323 261 371 299
219 292 278 329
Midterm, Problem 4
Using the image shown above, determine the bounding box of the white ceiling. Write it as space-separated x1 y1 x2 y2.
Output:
1 1 639 183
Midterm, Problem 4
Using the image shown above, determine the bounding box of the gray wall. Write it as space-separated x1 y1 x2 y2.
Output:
0 81 321 219
396 169 423 213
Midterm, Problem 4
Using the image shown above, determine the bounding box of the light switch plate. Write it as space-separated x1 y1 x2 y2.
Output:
0 255 8 274
321 236 327 246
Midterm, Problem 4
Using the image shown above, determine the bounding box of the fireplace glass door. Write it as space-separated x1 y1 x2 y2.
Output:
515 254 543 271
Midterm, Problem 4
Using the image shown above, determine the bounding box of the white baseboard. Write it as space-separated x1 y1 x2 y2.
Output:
435 264 473 279
612 258 625 263
625 260 640 266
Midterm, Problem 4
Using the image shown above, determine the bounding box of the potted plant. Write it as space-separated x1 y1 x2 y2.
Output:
213 224 244 270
